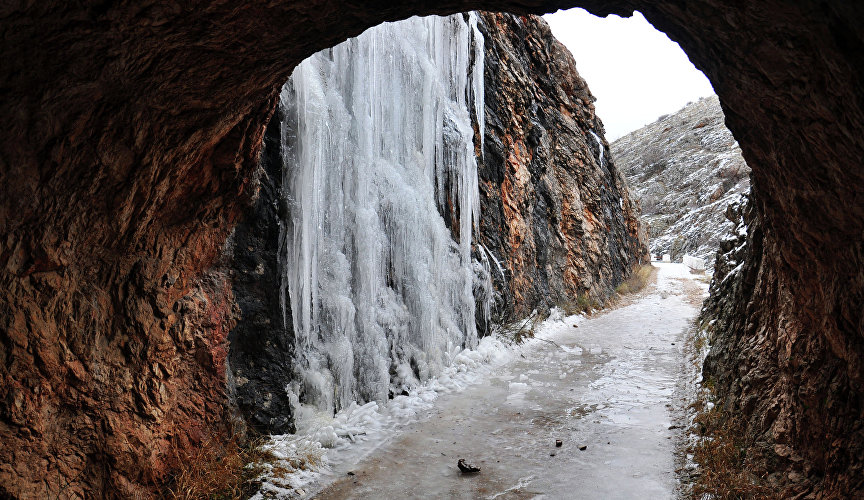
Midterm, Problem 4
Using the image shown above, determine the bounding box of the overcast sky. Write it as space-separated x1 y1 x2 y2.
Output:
543 9 715 141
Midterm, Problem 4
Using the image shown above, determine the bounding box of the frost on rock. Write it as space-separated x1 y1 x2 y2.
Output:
278 12 489 418
589 129 605 166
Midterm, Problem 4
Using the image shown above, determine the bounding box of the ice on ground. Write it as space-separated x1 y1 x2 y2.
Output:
508 382 530 392
253 334 523 498
560 345 583 355
257 264 702 499
253 303 588 497
308 263 706 499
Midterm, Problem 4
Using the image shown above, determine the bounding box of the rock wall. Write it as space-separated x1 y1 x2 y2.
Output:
2 0 863 497
701 193 864 497
476 13 646 321
0 89 271 496
226 108 296 436
612 95 750 261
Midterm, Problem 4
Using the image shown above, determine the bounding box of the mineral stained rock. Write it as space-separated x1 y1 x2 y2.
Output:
475 13 646 322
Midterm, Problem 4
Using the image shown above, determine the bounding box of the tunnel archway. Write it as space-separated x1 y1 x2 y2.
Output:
1 1 862 497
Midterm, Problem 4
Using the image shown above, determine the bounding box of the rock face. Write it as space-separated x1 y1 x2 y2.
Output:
226 109 296 436
476 13 646 322
700 196 864 497
613 95 750 261
228 12 646 437
1 0 863 498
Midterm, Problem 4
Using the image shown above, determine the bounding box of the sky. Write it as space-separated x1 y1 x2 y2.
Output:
543 9 715 141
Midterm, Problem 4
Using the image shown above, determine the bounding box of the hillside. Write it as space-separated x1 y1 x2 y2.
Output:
611 95 749 261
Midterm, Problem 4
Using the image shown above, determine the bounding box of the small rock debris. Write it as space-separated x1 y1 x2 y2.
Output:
458 459 481 473
579 445 588 451
555 439 563 447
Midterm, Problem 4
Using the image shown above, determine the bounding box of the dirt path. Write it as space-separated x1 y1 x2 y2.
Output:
312 263 706 499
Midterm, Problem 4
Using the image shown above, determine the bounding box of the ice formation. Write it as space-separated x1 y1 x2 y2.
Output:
589 129 605 166
277 13 488 416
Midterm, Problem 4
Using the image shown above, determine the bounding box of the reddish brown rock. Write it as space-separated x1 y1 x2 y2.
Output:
476 13 646 321
1 0 863 497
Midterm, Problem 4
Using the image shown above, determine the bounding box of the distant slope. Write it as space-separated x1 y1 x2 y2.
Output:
611 95 750 261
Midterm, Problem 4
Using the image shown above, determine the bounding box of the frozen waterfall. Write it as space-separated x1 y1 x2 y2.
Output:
277 13 488 417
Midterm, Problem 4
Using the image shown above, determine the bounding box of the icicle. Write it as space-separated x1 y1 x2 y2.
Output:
589 129 605 166
278 13 488 416
480 243 506 282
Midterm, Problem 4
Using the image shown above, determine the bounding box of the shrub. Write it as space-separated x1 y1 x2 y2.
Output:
688 401 776 499
499 308 550 343
165 434 275 500
614 264 654 297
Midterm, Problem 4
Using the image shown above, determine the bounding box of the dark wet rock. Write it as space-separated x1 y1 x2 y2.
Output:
458 459 481 473
225 108 296 435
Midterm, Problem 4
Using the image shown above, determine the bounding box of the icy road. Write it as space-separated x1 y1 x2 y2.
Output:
306 263 707 499
254 263 707 499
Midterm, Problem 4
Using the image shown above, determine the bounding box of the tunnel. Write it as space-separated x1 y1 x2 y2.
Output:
0 1 862 497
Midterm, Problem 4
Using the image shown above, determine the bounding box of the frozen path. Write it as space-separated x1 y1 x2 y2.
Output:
313 263 707 499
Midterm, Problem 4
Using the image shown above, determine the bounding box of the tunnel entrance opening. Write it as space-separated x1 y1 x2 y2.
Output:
231 10 742 497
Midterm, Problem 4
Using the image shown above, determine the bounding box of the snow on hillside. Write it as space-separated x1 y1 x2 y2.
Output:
611 95 750 261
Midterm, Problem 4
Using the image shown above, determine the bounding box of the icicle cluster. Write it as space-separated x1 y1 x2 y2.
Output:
277 13 488 415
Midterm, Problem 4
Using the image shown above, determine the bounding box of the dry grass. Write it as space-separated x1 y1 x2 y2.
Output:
559 265 655 317
561 293 599 316
614 264 655 296
499 308 550 343
688 396 776 499
165 434 275 500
